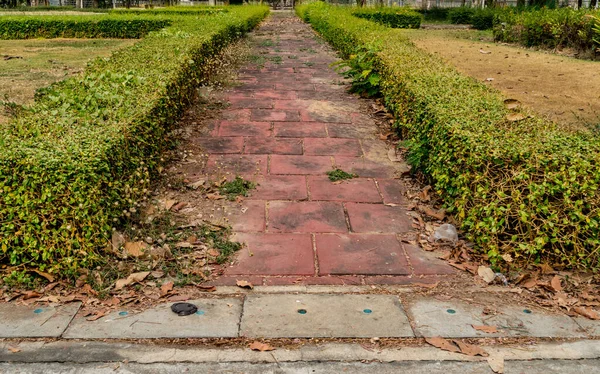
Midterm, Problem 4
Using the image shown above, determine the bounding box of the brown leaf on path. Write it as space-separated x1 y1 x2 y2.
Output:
172 202 188 212
539 263 555 274
479 49 491 54
22 291 42 300
236 280 254 289
249 341 275 352
124 241 147 258
86 310 110 321
425 337 460 353
520 277 538 290
387 148 402 162
503 99 521 110
472 325 498 334
30 269 55 283
7 347 20 353
413 282 439 289
419 186 431 202
422 207 446 220
160 281 174 297
208 249 220 257
114 271 150 290
168 295 191 302
198 285 217 292
574 306 600 320
487 356 504 373
454 340 489 357
506 113 526 122
164 199 177 211
207 193 225 200
551 275 562 292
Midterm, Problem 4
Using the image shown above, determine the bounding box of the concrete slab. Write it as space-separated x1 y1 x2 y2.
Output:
240 294 414 338
407 298 585 338
573 317 600 337
0 302 80 338
63 298 242 339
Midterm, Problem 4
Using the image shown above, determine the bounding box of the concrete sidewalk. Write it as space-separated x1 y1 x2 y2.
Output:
1 287 598 340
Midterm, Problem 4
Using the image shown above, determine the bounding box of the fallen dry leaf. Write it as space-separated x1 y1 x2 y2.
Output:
422 207 445 220
7 347 20 353
419 186 431 202
425 337 460 353
115 271 150 290
31 269 55 283
208 249 220 257
454 340 488 357
86 310 110 321
574 306 600 320
168 294 191 302
413 282 439 289
206 193 224 200
124 241 147 258
479 49 491 54
550 275 562 292
188 178 206 189
503 99 521 110
478 266 496 284
172 202 188 212
198 285 217 292
160 281 174 297
22 291 42 300
249 341 275 352
236 280 254 289
387 148 402 162
164 199 177 211
487 356 504 373
506 113 526 122
472 325 498 334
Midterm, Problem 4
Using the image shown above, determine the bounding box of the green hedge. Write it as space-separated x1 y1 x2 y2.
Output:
0 15 171 39
0 6 269 275
494 7 599 51
470 7 496 30
352 7 422 29
110 6 228 16
298 2 600 269
415 7 449 22
447 6 475 24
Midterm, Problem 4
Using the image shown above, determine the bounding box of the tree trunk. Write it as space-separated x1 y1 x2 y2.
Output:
590 0 597 8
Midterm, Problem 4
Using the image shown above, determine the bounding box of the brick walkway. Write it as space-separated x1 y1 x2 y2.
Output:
203 12 454 286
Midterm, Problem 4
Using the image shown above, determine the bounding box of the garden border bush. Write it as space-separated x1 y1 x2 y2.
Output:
0 15 171 39
493 7 599 51
298 2 600 269
352 7 422 29
0 6 269 276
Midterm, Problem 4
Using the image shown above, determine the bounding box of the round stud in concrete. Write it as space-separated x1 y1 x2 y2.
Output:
118 311 129 316
523 309 532 314
33 309 44 314
297 309 307 315
196 310 205 316
446 309 456 314
363 309 372 314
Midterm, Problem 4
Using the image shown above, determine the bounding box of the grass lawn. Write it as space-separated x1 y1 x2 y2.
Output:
403 28 600 129
0 38 136 123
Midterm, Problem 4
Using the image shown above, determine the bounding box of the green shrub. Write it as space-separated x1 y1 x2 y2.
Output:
298 2 600 269
448 6 475 24
470 7 496 30
0 15 171 39
110 6 228 16
352 7 422 29
0 6 269 276
594 16 600 51
415 7 449 22
493 7 598 51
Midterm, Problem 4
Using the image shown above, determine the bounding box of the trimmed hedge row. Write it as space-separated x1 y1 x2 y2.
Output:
0 15 171 39
298 3 600 269
352 7 422 29
110 7 228 16
494 7 599 50
0 6 269 275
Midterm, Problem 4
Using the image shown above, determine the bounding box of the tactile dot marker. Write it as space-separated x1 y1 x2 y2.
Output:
297 309 307 315
118 311 129 316
523 309 532 314
196 310 205 316
33 309 44 314
363 309 372 314
446 309 456 314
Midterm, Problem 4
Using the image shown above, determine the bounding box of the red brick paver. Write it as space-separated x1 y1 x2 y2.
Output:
198 13 455 286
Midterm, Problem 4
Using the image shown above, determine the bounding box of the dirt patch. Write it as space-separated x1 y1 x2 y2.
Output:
0 38 136 123
404 29 600 129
